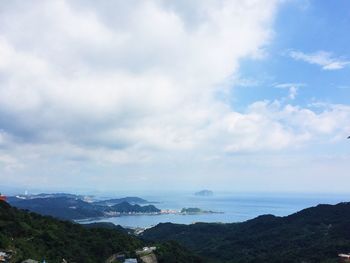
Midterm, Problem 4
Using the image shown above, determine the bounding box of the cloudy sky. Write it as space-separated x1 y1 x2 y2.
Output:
0 0 349 193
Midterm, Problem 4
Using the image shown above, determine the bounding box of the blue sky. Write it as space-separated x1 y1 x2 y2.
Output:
0 0 349 194
234 0 350 109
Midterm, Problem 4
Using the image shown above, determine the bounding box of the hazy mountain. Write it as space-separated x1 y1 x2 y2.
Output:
7 195 162 220
94 196 153 206
7 196 103 220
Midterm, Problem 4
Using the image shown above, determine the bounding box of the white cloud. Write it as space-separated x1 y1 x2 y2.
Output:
0 1 350 190
0 153 21 172
289 50 350 70
0 0 278 154
275 83 305 100
222 101 350 152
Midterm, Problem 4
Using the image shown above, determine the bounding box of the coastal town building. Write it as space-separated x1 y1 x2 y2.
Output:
106 253 126 263
0 252 7 262
339 253 350 262
0 193 6 202
0 251 12 262
135 247 158 263
21 260 39 263
135 247 157 256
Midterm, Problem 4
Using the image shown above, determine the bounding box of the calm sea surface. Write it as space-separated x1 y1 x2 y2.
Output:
79 192 350 228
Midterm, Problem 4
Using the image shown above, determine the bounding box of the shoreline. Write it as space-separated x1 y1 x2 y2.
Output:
75 209 223 224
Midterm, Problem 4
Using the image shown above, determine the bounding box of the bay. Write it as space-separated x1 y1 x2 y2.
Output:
79 192 350 228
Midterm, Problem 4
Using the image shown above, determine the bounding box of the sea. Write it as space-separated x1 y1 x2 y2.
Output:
78 192 350 229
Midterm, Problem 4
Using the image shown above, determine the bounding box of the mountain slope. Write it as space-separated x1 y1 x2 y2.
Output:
0 201 141 262
0 201 202 263
8 196 104 220
94 196 152 206
8 196 161 220
142 202 350 263
109 202 160 213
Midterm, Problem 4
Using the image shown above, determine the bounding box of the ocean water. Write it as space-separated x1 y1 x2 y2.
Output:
79 192 350 228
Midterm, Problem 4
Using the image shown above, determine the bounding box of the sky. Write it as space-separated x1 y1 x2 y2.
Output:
0 0 349 194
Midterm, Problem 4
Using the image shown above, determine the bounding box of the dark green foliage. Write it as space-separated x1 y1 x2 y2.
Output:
143 202 350 263
0 201 141 262
0 201 201 263
82 222 128 232
5 197 350 263
155 241 205 263
109 202 160 213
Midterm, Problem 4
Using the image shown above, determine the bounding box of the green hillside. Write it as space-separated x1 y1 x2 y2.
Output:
0 201 202 263
4 198 350 263
0 200 141 262
8 196 161 220
142 202 350 263
109 202 160 213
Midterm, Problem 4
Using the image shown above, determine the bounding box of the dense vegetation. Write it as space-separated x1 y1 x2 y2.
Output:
143 202 350 263
5 196 350 263
155 241 204 263
0 201 200 263
108 202 160 213
0 201 141 262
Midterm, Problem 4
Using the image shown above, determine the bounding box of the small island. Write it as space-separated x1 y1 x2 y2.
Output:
194 190 213 197
180 207 222 214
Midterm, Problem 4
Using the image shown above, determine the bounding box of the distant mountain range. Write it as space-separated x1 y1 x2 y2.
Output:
15 192 85 198
94 196 155 206
8 196 104 220
7 194 161 220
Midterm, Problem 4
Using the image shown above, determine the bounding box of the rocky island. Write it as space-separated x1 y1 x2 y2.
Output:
194 189 214 196
180 207 222 214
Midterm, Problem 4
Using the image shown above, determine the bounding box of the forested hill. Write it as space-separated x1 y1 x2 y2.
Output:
94 196 151 206
0 200 142 262
7 196 161 220
4 198 350 263
142 202 350 263
0 201 202 263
